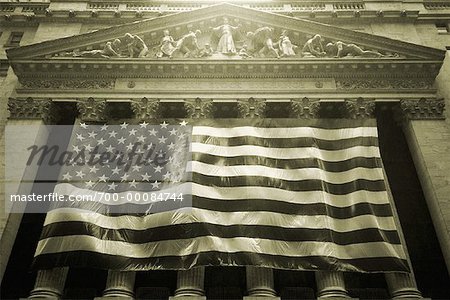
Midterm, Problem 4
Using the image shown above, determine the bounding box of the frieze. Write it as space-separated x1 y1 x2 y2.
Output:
336 79 434 90
20 79 115 89
130 97 160 120
345 98 375 119
184 98 214 119
400 98 445 120
290 97 320 118
8 98 59 124
76 98 107 122
237 98 266 118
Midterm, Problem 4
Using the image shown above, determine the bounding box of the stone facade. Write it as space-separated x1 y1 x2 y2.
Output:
1 0 450 298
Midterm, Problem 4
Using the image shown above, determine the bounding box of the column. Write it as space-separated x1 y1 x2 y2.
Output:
100 271 136 298
385 273 422 299
172 267 206 299
245 266 279 299
315 271 349 298
29 267 68 298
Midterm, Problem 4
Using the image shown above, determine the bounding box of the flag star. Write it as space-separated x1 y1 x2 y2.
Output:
178 132 186 139
179 120 188 126
120 173 129 182
162 172 171 180
99 174 108 182
76 133 85 141
117 137 126 144
94 153 101 160
160 121 168 129
89 165 99 173
109 131 117 138
85 144 94 152
154 165 163 173
100 125 108 131
80 122 88 129
112 166 120 175
137 135 146 143
126 143 134 151
85 180 95 188
120 122 128 129
88 131 97 138
158 136 167 144
132 165 142 172
98 138 106 145
144 143 153 150
151 180 161 189
62 172 72 181
76 170 85 178
129 129 137 136
169 128 177 135
108 182 118 191
168 142 176 150
140 121 149 128
136 148 144 154
141 173 151 181
72 145 81 153
129 180 138 188
106 145 115 153
148 128 157 136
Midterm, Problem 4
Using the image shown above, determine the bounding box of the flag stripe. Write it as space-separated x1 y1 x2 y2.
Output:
41 222 401 245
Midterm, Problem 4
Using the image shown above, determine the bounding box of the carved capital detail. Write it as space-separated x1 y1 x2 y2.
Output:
345 98 376 119
20 79 115 89
336 79 434 90
400 98 445 120
76 98 107 122
237 98 266 118
290 97 320 118
130 97 160 120
184 98 213 119
8 97 59 124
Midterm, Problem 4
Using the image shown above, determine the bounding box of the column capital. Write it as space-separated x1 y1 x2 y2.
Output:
237 98 266 118
245 266 279 299
184 98 213 119
173 267 205 298
101 270 135 298
29 267 68 299
344 97 375 119
315 271 350 298
131 97 160 120
290 97 320 118
385 272 422 299
8 97 59 124
399 98 445 120
76 97 107 122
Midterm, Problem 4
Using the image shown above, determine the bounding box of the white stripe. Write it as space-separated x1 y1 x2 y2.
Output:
192 126 378 140
189 161 384 183
191 143 381 161
35 235 406 260
44 207 397 232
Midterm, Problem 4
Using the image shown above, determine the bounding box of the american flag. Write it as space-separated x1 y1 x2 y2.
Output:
33 118 410 273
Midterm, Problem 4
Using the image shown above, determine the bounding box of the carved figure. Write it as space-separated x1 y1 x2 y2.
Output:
238 44 253 59
198 43 213 57
325 41 383 58
73 41 120 58
156 30 176 58
211 17 239 55
301 34 326 57
247 27 279 58
122 33 149 57
278 30 297 57
173 30 201 58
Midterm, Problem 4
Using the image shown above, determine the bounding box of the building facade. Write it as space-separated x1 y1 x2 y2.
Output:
1 0 450 299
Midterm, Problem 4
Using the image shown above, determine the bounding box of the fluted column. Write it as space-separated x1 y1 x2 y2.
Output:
245 266 279 299
172 267 206 299
29 267 68 298
102 270 136 298
385 272 422 299
315 271 349 298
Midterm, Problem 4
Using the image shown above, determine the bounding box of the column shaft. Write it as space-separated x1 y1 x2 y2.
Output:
103 270 136 298
174 267 205 297
385 272 422 299
245 266 278 298
315 271 349 298
29 267 68 298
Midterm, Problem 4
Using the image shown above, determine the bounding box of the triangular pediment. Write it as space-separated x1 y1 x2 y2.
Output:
7 3 445 62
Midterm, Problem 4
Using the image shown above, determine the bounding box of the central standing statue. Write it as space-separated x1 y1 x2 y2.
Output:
211 17 239 55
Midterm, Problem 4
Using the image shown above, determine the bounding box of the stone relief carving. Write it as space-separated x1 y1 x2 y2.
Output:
155 30 176 58
184 98 214 118
76 97 107 122
8 98 58 124
345 98 376 119
400 98 445 120
290 97 320 118
246 27 280 58
131 97 160 120
237 98 266 118
336 79 434 90
20 79 115 89
211 17 240 55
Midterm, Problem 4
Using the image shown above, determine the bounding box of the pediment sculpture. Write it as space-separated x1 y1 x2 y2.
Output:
56 20 399 60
